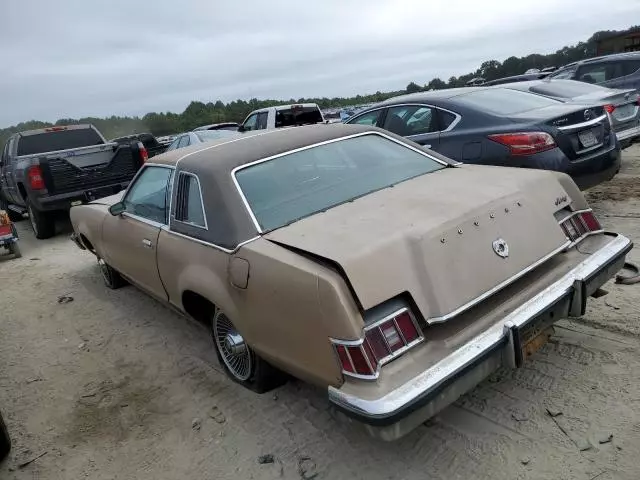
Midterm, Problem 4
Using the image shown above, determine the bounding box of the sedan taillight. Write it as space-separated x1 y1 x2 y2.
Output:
488 132 556 156
604 104 616 114
332 309 423 379
559 210 602 243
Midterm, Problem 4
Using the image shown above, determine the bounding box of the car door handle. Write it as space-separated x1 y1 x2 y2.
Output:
142 238 153 248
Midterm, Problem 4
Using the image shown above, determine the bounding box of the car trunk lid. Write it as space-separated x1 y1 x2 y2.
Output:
265 165 570 323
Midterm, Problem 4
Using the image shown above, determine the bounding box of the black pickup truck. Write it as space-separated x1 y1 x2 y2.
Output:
0 124 146 239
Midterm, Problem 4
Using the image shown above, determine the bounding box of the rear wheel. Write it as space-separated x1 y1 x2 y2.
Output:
98 258 127 289
211 307 286 393
0 411 11 462
27 202 55 239
9 242 21 259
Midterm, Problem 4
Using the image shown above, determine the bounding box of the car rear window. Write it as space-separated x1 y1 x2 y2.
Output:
195 130 241 142
275 106 323 128
17 128 104 156
529 81 608 98
235 134 445 231
455 89 561 115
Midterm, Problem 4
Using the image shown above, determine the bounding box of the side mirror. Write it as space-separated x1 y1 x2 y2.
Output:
109 202 125 216
237 124 246 133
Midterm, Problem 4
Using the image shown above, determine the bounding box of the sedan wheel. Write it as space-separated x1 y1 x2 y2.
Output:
98 258 126 289
213 309 253 381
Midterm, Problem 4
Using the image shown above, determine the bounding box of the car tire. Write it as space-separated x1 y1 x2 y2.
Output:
0 411 11 462
9 242 21 259
98 258 127 289
211 307 287 393
27 202 55 239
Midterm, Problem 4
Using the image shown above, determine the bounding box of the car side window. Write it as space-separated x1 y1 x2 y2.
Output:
177 135 190 148
243 114 259 131
622 59 640 76
383 105 437 137
439 110 458 131
174 172 206 228
166 137 181 151
256 112 269 130
123 166 173 224
550 67 576 80
576 62 624 83
349 110 383 126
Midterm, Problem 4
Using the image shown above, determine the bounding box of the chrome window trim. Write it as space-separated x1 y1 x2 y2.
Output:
231 131 450 233
119 163 176 227
161 226 260 254
172 171 208 230
330 308 424 381
427 240 571 325
347 103 462 133
557 114 607 131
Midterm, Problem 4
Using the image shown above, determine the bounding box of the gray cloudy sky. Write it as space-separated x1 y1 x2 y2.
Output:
1 0 639 127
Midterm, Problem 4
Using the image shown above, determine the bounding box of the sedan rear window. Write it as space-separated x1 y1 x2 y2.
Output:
235 134 445 231
456 89 561 115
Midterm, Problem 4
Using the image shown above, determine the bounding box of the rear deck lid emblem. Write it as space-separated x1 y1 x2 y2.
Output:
492 238 509 258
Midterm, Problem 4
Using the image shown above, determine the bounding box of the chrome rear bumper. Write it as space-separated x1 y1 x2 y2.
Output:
616 125 640 142
328 233 633 441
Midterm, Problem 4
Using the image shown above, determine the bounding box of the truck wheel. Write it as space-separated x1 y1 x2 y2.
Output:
0 411 11 462
98 258 126 289
9 242 21 259
211 307 287 393
27 202 55 239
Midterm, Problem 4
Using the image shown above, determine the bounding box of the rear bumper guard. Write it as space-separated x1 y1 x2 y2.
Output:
328 233 632 440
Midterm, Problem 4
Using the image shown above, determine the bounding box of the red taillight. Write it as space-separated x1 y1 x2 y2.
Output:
138 142 149 163
0 224 12 237
44 126 68 132
27 166 45 190
488 132 556 156
604 104 616 114
559 210 601 243
580 211 601 231
332 309 423 379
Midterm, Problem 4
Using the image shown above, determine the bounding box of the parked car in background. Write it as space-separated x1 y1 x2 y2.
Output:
345 87 621 190
192 122 239 132
465 77 486 86
165 129 243 152
549 52 640 90
0 124 146 238
157 135 177 147
483 72 550 86
238 103 324 131
501 79 640 148
112 132 167 158
69 123 632 441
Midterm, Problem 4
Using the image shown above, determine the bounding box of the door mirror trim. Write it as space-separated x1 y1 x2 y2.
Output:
109 202 125 216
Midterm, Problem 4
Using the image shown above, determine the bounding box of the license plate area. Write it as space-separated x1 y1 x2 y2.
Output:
512 293 571 367
578 129 598 148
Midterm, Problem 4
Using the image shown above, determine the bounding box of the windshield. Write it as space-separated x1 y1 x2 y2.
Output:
549 66 577 79
17 128 104 155
530 80 608 98
235 134 445 231
456 88 561 115
195 130 242 142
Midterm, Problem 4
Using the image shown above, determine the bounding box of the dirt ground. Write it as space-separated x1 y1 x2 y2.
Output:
1 146 640 480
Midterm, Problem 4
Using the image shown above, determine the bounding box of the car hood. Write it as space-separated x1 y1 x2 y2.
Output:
265 165 572 322
89 191 124 206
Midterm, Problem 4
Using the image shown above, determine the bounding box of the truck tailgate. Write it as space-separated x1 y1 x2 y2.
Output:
39 145 142 195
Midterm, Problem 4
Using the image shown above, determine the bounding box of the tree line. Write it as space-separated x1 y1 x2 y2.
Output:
1 26 637 146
